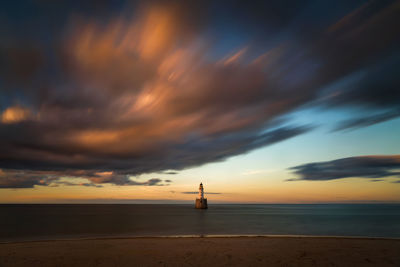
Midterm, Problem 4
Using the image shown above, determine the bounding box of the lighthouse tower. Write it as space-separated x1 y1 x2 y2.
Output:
195 182 208 209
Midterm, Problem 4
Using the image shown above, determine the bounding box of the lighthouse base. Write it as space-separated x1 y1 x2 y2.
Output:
195 198 208 209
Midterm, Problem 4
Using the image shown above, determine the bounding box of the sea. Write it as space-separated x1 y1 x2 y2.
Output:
1 204 399 242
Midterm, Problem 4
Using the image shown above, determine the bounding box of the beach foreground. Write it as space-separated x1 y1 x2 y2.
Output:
1 236 399 266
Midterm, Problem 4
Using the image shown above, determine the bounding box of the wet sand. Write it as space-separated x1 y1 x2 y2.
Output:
0 236 399 266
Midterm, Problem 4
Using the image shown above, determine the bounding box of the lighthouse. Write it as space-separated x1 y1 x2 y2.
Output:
195 182 208 209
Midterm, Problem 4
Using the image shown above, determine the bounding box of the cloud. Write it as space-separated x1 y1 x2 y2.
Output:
50 180 103 188
0 1 399 187
1 105 33 124
369 179 384 182
161 171 178 175
0 169 57 188
333 109 400 131
0 169 164 188
84 173 164 186
80 183 103 187
288 155 400 181
182 192 222 195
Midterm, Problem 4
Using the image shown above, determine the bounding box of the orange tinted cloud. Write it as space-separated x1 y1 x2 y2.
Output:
59 5 284 152
2 1 398 189
0 3 312 182
1 105 32 124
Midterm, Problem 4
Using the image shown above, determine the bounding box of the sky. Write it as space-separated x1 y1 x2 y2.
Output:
0 0 399 203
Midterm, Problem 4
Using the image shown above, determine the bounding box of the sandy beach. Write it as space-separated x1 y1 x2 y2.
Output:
0 236 399 266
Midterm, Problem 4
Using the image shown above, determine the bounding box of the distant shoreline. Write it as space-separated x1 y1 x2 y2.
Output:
1 202 400 205
2 234 399 244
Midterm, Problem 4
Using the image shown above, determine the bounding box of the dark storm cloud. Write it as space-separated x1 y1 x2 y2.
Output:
0 0 399 188
288 155 400 181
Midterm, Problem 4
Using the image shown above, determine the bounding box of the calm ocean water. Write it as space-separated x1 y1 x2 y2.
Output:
1 204 399 241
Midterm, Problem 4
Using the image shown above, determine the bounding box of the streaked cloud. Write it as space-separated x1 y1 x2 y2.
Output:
0 0 399 188
333 109 400 131
288 155 400 181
